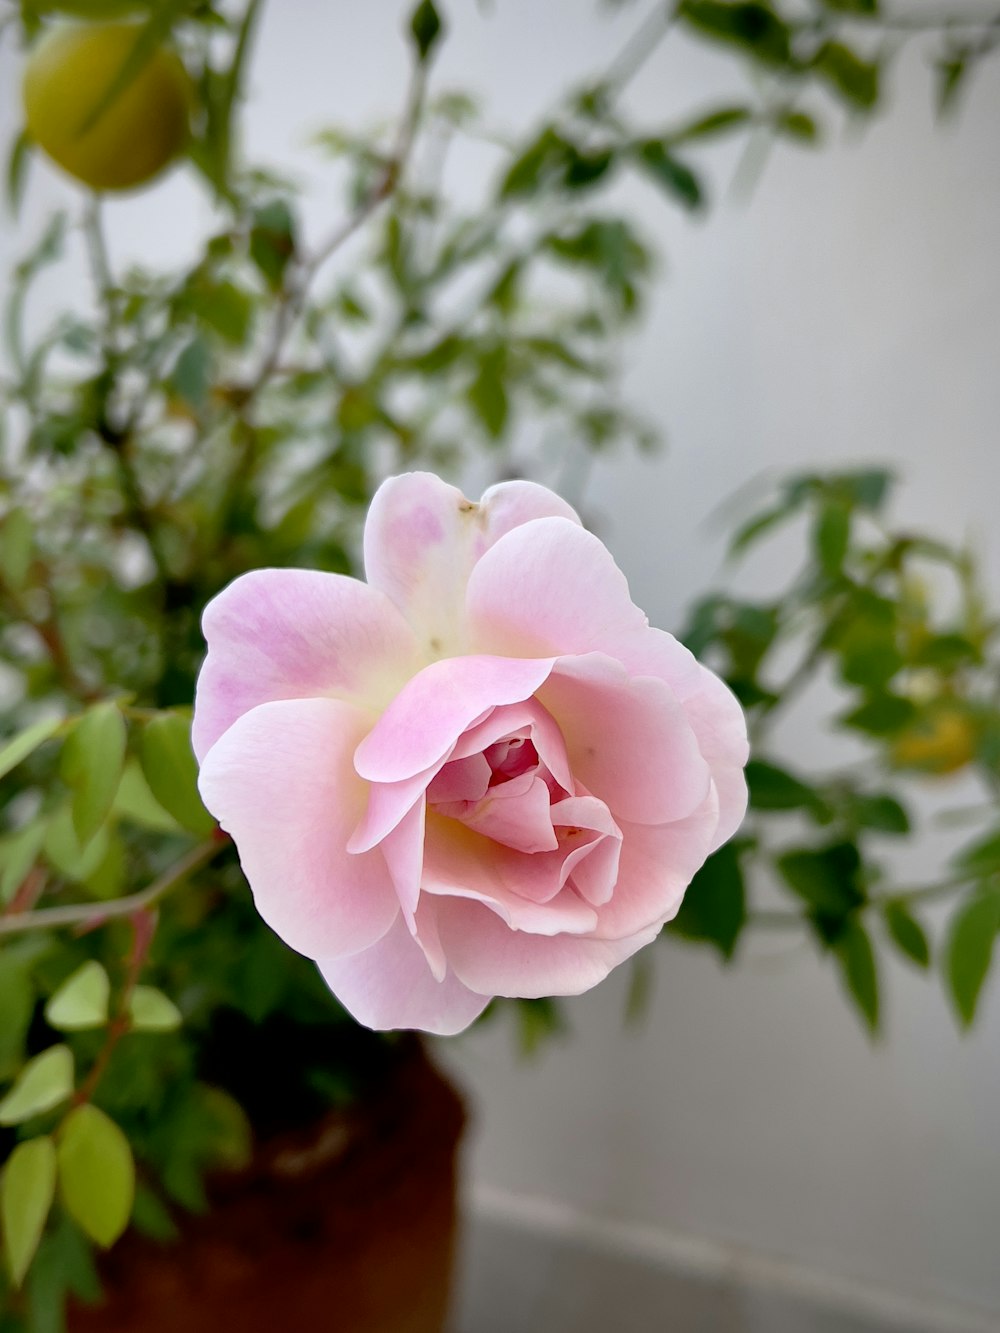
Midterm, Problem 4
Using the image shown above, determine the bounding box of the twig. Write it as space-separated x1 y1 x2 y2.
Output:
0 838 225 938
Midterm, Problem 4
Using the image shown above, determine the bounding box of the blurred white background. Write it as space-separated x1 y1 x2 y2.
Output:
2 1 998 1327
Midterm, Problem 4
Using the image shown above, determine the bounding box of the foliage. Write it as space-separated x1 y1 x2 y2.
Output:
1 0 999 1324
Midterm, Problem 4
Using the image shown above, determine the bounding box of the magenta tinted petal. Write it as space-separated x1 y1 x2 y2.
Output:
193 568 420 762
197 697 399 959
364 472 581 654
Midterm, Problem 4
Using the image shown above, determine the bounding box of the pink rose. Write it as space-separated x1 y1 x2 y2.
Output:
193 473 748 1035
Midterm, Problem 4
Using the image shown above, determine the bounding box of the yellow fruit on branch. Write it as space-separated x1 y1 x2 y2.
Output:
889 703 978 776
22 21 193 192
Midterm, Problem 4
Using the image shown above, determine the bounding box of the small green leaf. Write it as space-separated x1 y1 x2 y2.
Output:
467 347 509 439
851 793 910 835
0 1046 74 1126
833 917 879 1033
668 840 747 959
945 889 1000 1028
1 507 33 589
631 141 703 209
0 821 47 906
883 901 930 969
678 0 793 67
2 1136 57 1287
249 200 296 291
139 712 215 836
409 0 444 61
44 807 111 883
60 702 127 848
113 760 180 833
5 130 32 219
57 1105 134 1249
773 109 819 142
956 829 1000 877
168 335 212 411
778 842 865 915
814 500 850 576
0 715 62 782
813 41 880 109
128 985 182 1033
44 963 111 1033
839 693 916 737
746 759 825 814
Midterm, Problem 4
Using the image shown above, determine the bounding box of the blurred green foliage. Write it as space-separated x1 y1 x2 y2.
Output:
1 0 999 1324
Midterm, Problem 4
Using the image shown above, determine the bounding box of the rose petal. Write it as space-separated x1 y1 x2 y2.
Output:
456 774 559 854
589 785 721 942
364 473 581 655
466 517 649 660
679 666 749 849
550 795 622 907
318 915 490 1035
193 568 420 762
538 654 711 825
421 814 599 934
354 655 554 784
435 895 659 999
198 697 399 958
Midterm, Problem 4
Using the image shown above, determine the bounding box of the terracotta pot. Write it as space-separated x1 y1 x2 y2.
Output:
69 1039 466 1333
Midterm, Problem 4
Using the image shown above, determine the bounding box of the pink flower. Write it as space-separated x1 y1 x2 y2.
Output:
193 473 748 1035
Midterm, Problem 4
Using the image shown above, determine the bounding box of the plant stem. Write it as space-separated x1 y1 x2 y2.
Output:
0 838 225 938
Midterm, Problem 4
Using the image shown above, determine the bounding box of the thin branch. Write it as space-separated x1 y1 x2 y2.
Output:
602 1 676 95
0 838 224 938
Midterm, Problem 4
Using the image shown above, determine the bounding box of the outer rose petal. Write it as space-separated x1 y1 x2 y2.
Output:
354 655 555 783
539 653 710 825
318 915 490 1036
466 517 649 660
198 697 399 959
588 786 721 942
192 568 421 762
678 666 749 849
433 895 660 999
364 472 581 654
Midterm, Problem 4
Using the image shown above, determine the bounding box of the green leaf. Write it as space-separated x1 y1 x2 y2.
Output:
409 0 444 62
467 347 509 439
777 842 865 915
500 128 571 198
112 760 180 834
57 1105 134 1248
945 889 1000 1028
851 793 909 835
814 500 850 576
44 962 111 1033
1 507 33 589
746 759 825 814
813 41 880 110
168 335 212 411
833 918 879 1033
43 807 112 883
0 953 36 1081
59 702 127 848
5 130 32 219
249 201 296 291
678 0 793 67
2 1136 57 1287
0 821 47 906
631 141 703 209
956 829 1000 878
882 901 930 969
668 840 746 959
139 712 215 837
839 693 916 737
128 985 182 1033
0 715 62 782
0 1046 74 1127
773 109 819 142
727 504 793 558
131 1184 177 1242
673 106 752 142
184 279 253 346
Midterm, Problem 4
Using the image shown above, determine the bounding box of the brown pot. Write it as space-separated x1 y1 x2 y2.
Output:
69 1039 466 1333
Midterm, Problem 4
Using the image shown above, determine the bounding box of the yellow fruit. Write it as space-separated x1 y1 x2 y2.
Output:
22 21 192 192
890 705 977 776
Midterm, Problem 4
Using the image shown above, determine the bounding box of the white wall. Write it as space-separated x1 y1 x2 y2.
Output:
2 1 998 1319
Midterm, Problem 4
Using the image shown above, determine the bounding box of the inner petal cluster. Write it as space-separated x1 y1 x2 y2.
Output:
422 703 623 911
